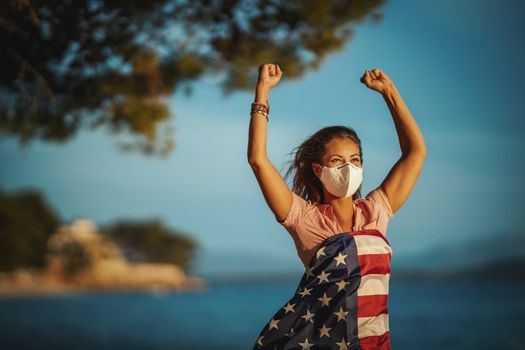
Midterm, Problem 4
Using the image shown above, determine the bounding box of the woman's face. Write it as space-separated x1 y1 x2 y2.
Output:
312 137 362 178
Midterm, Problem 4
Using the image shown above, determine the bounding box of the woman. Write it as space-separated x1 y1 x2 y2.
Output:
248 63 426 350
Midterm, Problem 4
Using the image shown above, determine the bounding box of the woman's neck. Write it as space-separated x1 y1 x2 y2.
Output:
322 194 355 208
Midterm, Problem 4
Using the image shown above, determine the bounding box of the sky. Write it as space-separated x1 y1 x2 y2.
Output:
1 0 524 278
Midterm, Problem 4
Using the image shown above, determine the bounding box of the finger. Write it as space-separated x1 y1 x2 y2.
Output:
360 69 370 82
273 64 278 76
363 72 372 85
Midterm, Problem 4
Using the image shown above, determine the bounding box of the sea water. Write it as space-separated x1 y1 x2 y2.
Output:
0 280 524 350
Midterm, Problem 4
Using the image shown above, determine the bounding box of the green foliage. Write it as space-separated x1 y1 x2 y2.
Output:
0 186 61 272
102 218 199 273
0 0 386 157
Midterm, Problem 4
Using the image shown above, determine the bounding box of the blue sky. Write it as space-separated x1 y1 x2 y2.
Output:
1 0 524 278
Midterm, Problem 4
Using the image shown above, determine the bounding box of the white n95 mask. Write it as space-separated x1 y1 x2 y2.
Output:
319 162 363 198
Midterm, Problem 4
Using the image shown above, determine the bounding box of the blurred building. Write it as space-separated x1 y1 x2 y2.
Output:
44 218 206 291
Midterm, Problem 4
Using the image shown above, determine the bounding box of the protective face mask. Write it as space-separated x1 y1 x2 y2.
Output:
319 162 363 198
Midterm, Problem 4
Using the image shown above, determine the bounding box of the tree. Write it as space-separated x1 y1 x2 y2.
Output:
0 186 61 271
0 0 386 157
102 218 199 273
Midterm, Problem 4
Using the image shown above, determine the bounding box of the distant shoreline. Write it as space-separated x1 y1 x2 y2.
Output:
0 269 208 299
201 265 525 285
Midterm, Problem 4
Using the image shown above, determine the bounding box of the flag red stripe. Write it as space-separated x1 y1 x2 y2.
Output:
359 330 391 350
357 294 388 317
358 253 391 275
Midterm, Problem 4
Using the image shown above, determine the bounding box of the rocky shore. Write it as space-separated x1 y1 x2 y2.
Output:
0 268 208 297
0 219 208 298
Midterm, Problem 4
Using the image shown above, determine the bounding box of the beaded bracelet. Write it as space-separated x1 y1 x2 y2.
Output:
251 102 269 114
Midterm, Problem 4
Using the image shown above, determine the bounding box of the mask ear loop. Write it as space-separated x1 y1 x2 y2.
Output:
317 163 328 178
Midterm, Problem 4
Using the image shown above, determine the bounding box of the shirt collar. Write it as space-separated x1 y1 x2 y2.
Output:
318 199 361 216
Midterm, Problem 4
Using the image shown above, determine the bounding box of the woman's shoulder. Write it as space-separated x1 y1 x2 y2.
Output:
289 191 318 207
359 186 394 220
277 191 320 227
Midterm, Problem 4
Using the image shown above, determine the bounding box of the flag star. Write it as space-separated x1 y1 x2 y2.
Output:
268 318 280 330
257 335 264 347
334 306 348 322
335 280 348 292
336 337 349 350
283 302 296 314
298 286 312 297
301 308 316 324
334 251 347 266
316 270 331 283
316 246 326 259
305 266 315 279
286 328 296 337
317 292 332 307
318 323 332 338
298 337 314 350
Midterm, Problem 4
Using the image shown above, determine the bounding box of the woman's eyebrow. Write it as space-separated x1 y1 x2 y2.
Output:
330 153 360 158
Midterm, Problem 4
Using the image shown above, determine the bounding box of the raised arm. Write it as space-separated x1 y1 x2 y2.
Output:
360 68 427 214
247 63 293 223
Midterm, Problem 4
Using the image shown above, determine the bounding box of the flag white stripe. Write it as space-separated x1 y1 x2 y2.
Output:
357 273 390 296
354 235 393 256
358 313 389 338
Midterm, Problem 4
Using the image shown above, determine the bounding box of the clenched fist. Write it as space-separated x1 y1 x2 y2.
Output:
360 68 393 95
257 63 283 90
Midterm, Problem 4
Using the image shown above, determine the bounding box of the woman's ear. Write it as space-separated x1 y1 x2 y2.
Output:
312 163 322 178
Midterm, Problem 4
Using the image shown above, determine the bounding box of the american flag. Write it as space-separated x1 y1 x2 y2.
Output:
251 229 392 350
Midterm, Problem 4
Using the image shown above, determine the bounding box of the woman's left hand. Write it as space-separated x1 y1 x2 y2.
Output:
360 68 393 95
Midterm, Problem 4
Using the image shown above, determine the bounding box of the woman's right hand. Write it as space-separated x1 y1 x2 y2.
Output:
257 63 283 90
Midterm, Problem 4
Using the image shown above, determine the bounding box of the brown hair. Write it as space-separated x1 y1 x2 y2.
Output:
283 125 363 205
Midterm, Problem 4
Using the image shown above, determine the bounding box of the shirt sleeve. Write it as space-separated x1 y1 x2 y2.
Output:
365 186 394 220
276 191 309 230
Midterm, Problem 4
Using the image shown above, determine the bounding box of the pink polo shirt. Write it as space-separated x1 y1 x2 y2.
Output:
277 186 394 268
